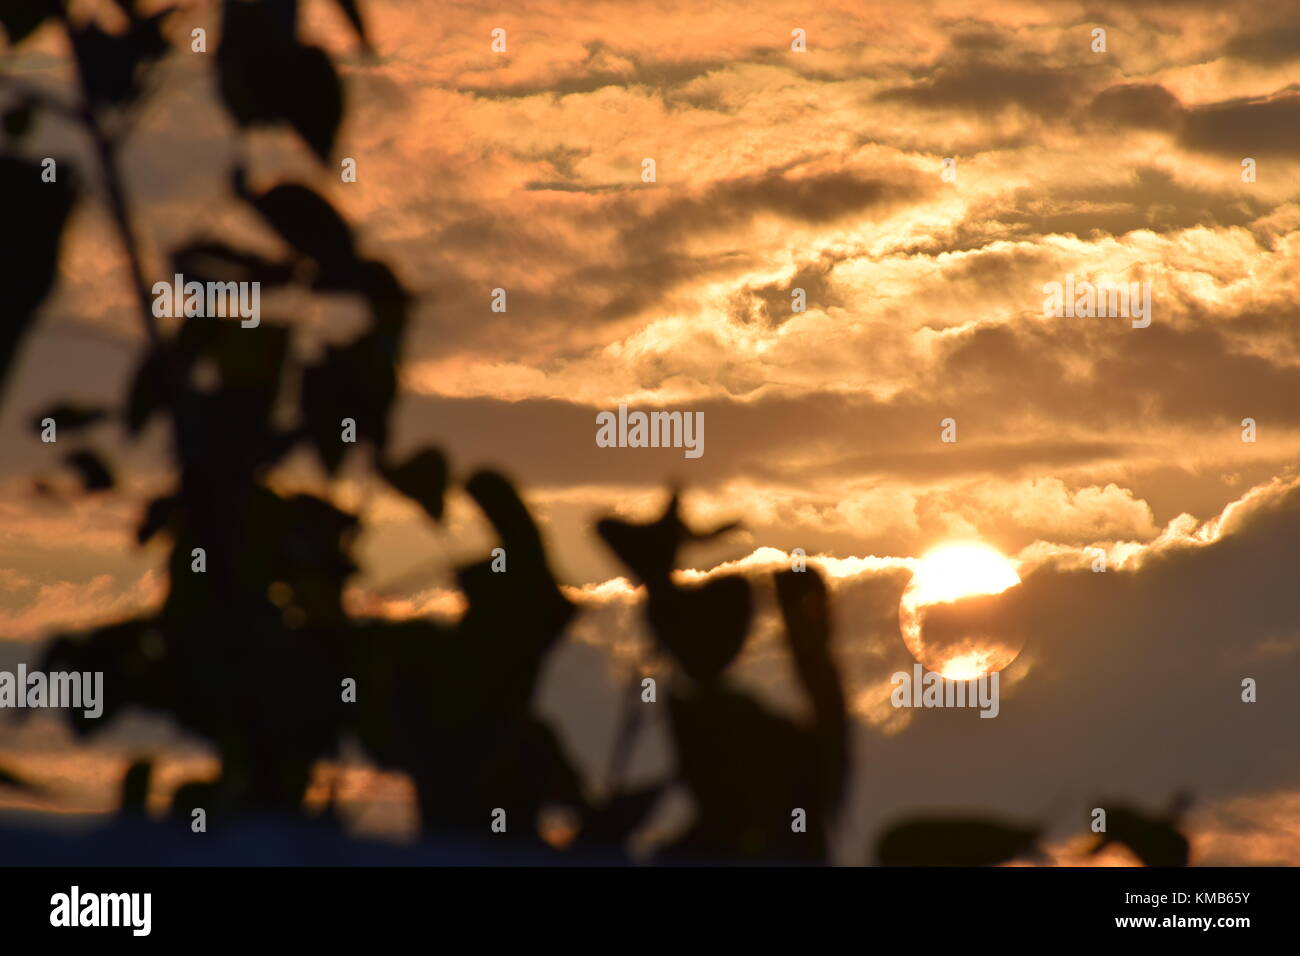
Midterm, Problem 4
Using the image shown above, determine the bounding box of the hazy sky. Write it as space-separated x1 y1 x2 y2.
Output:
2 0 1298 863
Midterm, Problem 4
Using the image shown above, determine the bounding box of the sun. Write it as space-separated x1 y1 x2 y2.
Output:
899 542 1023 679
906 543 1021 606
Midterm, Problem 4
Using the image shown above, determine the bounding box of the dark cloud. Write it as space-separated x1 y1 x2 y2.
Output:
730 256 844 328
639 167 929 234
1006 165 1268 237
402 164 930 350
1182 91 1300 158
458 43 745 100
1087 83 1183 131
1088 83 1300 160
876 62 1088 116
390 307 1300 521
1223 21 1300 65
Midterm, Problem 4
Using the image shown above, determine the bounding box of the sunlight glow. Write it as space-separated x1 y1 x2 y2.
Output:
905 543 1021 608
899 542 1023 678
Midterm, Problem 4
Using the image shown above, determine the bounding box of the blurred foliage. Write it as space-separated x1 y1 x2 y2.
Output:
1087 794 1192 867
876 817 1043 867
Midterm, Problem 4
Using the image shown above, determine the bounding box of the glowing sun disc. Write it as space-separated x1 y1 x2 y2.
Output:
899 542 1022 678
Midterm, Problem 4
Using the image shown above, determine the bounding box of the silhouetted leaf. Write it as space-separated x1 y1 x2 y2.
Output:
597 499 686 584
31 403 107 434
137 494 176 544
279 47 343 160
649 576 751 683
119 758 152 815
206 320 289 400
40 618 172 734
598 493 750 682
218 2 342 160
2 102 33 137
354 258 411 319
300 325 398 473
1090 799 1190 866
579 783 665 847
242 182 356 273
464 471 548 569
299 363 353 474
875 816 1042 866
0 763 43 794
597 493 740 586
665 684 823 862
68 10 170 107
64 449 114 492
0 0 57 45
124 344 169 435
0 155 74 393
773 569 841 711
331 0 368 48
380 448 448 521
265 0 298 40
151 319 291 472
775 567 847 811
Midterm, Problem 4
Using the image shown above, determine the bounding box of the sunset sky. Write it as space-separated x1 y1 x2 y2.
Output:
2 0 1299 864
